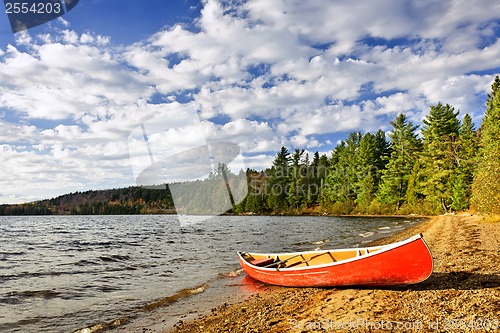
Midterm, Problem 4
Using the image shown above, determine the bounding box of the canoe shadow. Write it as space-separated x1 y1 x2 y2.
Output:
386 271 500 291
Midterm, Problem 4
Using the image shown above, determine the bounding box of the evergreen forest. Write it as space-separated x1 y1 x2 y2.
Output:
237 76 500 215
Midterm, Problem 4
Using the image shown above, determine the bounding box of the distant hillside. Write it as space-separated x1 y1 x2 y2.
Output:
0 186 176 215
0 164 246 216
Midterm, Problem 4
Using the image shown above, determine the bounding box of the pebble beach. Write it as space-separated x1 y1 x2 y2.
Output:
168 214 500 333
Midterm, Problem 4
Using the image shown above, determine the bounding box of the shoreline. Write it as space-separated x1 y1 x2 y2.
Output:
98 215 425 333
167 213 500 333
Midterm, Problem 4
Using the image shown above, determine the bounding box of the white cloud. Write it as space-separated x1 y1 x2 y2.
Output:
0 117 36 135
202 118 280 153
242 153 275 171
14 31 33 46
0 36 152 120
277 102 381 138
57 17 70 28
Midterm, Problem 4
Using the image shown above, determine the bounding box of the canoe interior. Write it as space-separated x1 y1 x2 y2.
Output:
241 246 385 269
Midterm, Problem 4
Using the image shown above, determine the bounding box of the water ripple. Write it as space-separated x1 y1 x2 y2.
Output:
0 215 422 333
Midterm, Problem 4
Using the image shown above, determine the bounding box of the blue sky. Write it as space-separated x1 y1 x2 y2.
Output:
1 1 202 44
1 0 500 204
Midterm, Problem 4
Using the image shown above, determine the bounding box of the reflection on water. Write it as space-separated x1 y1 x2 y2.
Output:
0 215 424 332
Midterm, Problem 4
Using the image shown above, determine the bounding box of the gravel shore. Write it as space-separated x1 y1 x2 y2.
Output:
167 214 500 333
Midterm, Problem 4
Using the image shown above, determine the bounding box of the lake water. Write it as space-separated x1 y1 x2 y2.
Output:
0 215 425 333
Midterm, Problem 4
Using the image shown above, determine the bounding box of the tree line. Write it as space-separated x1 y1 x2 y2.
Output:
0 187 176 215
1 76 499 216
234 76 500 215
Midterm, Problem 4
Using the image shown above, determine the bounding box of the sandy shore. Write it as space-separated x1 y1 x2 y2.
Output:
167 214 500 333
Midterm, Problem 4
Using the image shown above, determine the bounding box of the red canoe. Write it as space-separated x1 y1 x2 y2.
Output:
237 234 433 287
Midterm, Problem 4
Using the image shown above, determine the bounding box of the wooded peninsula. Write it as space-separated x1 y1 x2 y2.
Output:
2 76 499 216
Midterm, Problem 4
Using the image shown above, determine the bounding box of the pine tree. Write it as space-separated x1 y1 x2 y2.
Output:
308 151 322 204
472 76 500 213
451 114 478 211
323 132 361 203
245 192 264 213
451 172 469 211
315 153 329 204
311 151 320 177
287 149 307 208
378 114 422 209
406 159 424 206
354 133 381 209
373 129 391 172
419 103 460 213
237 170 262 213
267 147 291 211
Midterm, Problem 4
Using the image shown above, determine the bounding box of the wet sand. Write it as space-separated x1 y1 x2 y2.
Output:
167 214 500 333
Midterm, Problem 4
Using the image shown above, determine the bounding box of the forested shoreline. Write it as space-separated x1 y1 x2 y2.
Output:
241 76 499 215
0 187 176 215
2 76 499 216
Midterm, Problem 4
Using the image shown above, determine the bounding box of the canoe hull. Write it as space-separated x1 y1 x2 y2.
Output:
238 235 433 287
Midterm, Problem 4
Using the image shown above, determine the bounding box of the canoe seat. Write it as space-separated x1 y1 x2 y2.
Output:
250 257 275 267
